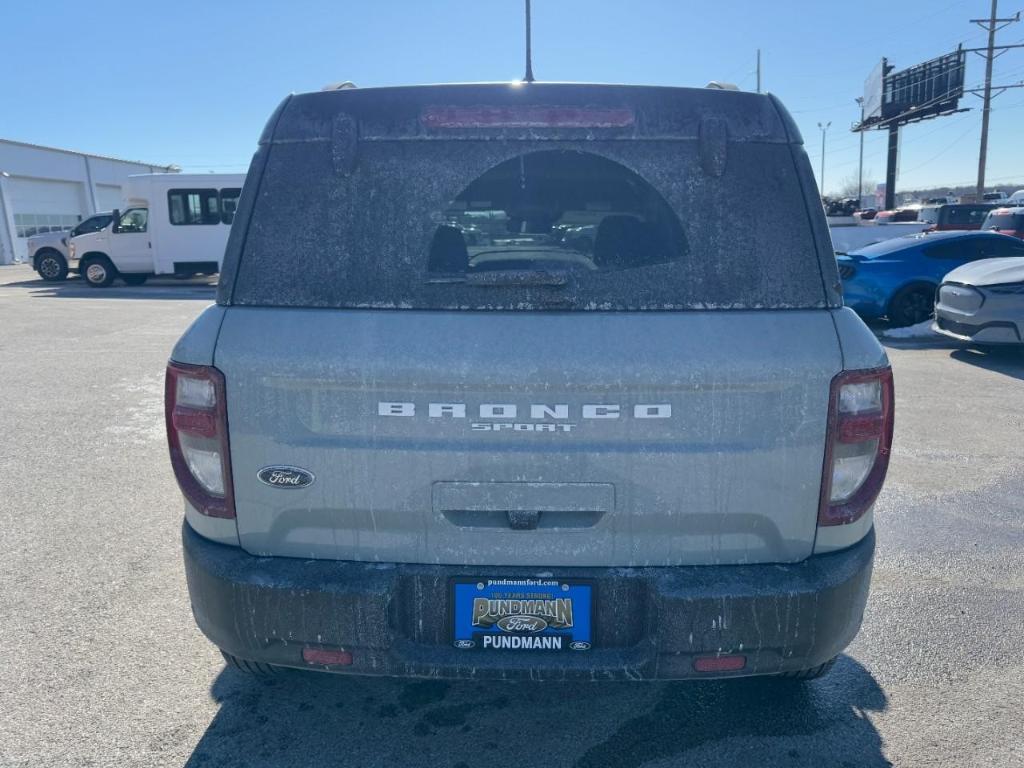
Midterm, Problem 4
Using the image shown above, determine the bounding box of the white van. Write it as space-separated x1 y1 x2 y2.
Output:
69 173 245 287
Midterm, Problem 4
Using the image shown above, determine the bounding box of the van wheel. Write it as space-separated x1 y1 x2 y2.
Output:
220 650 282 676
777 657 836 681
121 274 148 286
36 251 68 282
888 284 935 327
82 257 116 288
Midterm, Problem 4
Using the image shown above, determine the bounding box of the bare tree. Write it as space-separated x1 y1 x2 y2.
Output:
833 172 877 200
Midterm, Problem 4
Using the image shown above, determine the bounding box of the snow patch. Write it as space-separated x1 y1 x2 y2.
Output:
878 320 941 340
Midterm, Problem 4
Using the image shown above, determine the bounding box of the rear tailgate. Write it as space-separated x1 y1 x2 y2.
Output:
217 308 839 566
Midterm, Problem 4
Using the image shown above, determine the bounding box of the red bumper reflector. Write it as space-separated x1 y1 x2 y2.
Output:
693 654 747 673
302 647 353 666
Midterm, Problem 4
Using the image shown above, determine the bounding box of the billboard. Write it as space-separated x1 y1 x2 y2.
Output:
863 59 885 121
882 50 965 122
855 49 965 131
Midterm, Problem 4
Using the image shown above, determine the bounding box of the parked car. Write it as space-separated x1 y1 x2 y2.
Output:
918 203 995 232
68 174 244 287
28 211 113 282
982 191 1009 203
981 206 1024 239
855 208 878 221
934 257 1024 346
170 82 892 682
875 208 919 223
838 230 1024 326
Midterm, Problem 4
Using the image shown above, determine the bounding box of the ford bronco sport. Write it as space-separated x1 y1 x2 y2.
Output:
168 83 894 680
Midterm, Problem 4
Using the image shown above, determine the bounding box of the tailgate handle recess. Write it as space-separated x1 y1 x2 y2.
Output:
506 509 541 530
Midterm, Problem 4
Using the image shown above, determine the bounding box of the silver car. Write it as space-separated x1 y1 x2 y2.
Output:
934 256 1024 346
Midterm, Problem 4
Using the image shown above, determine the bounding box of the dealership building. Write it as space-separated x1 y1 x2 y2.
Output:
0 139 177 265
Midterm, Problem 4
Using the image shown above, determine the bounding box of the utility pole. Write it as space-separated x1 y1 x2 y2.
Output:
855 97 865 205
756 49 762 93
523 0 535 83
817 122 831 196
971 0 1020 197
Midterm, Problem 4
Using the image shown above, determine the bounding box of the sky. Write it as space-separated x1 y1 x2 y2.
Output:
3 0 1024 196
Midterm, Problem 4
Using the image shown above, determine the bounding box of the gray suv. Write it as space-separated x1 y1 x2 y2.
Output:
167 83 894 680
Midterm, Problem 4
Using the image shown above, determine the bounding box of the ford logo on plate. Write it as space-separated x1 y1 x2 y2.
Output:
453 639 475 649
257 466 315 489
496 615 549 633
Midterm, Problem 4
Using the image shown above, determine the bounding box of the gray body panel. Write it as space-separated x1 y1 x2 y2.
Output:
215 307 842 566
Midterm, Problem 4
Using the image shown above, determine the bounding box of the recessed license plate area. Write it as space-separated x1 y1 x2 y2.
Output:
451 578 592 651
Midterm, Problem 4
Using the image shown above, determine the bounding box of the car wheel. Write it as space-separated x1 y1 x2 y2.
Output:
777 656 836 680
81 257 117 288
888 284 935 327
121 274 148 286
220 650 282 676
36 251 68 282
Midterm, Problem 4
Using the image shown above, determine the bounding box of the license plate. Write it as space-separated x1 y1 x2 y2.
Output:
451 578 592 651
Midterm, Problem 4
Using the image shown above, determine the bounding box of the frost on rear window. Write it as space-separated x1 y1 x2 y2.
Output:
230 139 830 310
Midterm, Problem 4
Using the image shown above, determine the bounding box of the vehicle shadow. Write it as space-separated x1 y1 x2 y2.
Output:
183 655 889 768
949 346 1024 381
0 275 217 300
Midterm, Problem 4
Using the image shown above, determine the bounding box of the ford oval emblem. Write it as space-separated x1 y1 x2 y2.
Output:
570 641 591 651
496 615 549 633
453 639 475 649
257 466 315 489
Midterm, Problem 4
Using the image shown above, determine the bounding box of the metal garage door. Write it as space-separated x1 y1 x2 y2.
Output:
95 184 123 212
8 177 87 261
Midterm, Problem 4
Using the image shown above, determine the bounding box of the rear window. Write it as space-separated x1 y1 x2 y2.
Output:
427 151 687 279
984 213 1024 231
946 206 992 227
228 99 831 311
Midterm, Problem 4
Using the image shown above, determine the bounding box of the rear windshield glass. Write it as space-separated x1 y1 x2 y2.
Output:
946 206 992 227
428 151 687 278
231 140 829 310
984 213 1024 231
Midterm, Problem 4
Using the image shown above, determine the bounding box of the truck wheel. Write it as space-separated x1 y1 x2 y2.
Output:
121 274 148 286
220 650 282 676
82 257 117 288
36 251 69 282
778 657 836 680
888 284 935 327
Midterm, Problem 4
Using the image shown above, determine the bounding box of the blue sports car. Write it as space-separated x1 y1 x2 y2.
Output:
837 231 1024 326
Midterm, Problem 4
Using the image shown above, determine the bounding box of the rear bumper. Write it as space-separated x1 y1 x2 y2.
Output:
182 521 874 680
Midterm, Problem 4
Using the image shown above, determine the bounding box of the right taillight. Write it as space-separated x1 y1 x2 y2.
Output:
819 367 894 527
165 361 235 519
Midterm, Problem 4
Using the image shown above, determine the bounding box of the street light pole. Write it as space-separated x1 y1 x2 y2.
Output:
817 121 831 196
855 98 865 206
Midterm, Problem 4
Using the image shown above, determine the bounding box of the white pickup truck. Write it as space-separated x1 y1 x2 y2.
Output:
28 212 112 282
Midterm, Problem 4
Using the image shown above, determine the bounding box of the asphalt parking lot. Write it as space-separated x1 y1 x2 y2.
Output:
1 264 1022 768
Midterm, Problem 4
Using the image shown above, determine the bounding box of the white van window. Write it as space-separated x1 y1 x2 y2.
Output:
220 188 242 225
168 189 220 226
117 208 148 234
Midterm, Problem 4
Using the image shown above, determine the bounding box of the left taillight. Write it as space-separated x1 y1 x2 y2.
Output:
165 361 235 519
818 367 895 527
